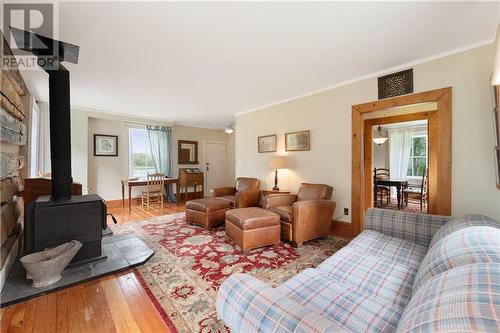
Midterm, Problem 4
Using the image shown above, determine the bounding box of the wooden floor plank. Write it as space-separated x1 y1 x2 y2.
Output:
0 306 16 332
7 303 25 333
44 293 57 333
56 289 69 333
20 299 36 333
83 279 116 333
116 273 169 333
67 285 85 333
101 275 142 333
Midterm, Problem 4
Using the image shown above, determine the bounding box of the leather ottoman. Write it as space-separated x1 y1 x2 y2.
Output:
186 198 231 230
225 207 280 252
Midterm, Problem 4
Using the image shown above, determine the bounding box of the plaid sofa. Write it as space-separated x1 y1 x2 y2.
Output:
216 208 500 332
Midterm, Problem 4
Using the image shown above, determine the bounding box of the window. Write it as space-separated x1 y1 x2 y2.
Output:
407 134 427 177
128 127 156 178
29 100 39 177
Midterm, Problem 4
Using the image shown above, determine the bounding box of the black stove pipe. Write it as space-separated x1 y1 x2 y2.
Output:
47 64 73 200
7 27 79 201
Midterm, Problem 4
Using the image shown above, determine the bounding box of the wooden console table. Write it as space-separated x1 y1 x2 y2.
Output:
121 177 178 213
262 189 290 196
260 189 290 207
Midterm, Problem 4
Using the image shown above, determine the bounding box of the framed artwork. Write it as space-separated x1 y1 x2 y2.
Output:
285 130 310 151
258 135 277 153
178 140 199 164
94 134 118 156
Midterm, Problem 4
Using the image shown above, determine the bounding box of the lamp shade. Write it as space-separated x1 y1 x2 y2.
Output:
373 125 388 145
269 156 287 170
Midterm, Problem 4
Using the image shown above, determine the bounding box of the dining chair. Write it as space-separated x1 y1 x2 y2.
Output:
373 168 390 206
403 169 428 211
140 173 165 210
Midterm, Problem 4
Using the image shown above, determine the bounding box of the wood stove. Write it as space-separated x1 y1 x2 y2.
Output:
10 27 108 264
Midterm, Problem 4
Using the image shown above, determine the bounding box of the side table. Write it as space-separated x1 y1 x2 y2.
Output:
260 189 291 207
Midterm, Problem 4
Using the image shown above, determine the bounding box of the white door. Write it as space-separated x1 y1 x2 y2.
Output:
205 142 227 195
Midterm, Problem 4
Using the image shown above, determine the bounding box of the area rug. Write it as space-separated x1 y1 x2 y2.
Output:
376 199 426 213
112 213 349 333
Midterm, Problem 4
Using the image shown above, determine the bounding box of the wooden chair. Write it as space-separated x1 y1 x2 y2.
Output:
373 168 390 207
140 173 165 210
403 169 428 211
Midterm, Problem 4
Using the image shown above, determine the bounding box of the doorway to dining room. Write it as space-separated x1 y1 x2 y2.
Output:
370 119 429 213
351 87 452 236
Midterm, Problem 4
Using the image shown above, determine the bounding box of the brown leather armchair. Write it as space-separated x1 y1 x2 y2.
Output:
262 183 335 247
211 177 261 208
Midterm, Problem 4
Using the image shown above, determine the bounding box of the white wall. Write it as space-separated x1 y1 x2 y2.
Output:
236 44 500 221
85 118 235 201
87 117 126 200
71 108 88 193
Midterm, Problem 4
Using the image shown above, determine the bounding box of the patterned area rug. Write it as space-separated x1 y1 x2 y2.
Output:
375 200 426 213
112 213 349 333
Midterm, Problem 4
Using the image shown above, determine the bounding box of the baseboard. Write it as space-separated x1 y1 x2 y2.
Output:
330 220 354 240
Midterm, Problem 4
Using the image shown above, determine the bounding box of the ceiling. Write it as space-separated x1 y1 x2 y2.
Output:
8 1 499 128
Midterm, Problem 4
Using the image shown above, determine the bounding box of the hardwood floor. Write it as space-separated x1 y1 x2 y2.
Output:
1 200 186 333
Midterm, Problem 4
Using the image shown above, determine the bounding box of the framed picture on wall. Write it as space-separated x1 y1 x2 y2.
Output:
285 130 310 151
94 134 118 156
258 135 277 153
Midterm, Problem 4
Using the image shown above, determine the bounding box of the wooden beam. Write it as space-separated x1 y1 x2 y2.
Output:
0 108 27 145
0 153 25 180
351 107 363 235
0 73 26 120
353 87 450 113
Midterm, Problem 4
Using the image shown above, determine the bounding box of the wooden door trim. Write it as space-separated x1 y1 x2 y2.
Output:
351 87 452 236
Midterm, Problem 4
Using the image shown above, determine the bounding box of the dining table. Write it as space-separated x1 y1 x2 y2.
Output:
374 178 408 209
121 177 178 213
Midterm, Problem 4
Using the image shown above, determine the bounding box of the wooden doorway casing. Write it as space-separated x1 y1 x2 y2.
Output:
351 87 452 236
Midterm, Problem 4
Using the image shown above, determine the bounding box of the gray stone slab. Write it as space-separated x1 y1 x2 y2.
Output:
0 234 153 307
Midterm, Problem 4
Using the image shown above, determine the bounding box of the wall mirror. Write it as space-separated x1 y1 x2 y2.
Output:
178 140 199 164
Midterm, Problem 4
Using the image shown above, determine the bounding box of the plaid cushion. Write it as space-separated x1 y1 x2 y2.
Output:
278 268 404 333
364 208 451 247
348 230 427 267
414 226 500 292
216 273 347 333
317 247 416 308
396 263 500 333
428 214 500 249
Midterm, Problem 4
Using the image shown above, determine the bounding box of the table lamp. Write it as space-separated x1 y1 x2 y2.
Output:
269 156 287 191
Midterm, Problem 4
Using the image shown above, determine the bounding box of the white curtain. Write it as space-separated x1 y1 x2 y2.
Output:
36 101 51 176
388 128 411 196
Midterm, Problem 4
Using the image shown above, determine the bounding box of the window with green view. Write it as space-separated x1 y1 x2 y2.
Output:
407 135 427 177
129 127 156 178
